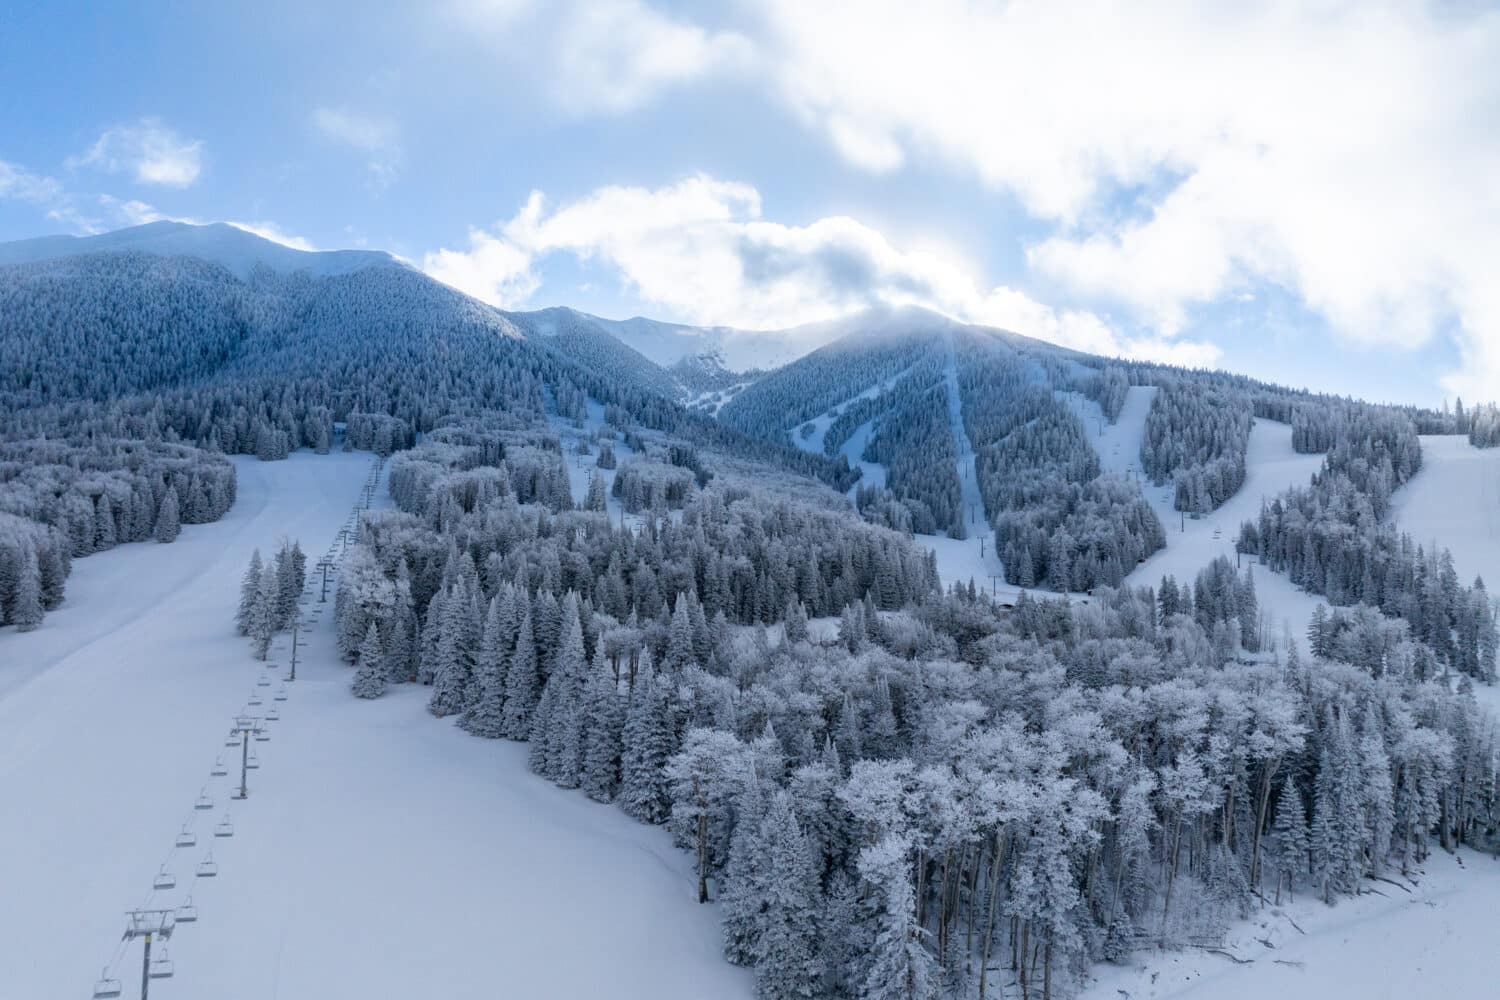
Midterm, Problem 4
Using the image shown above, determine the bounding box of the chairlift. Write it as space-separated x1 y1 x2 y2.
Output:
265 706 280 721
255 728 270 742
91 969 122 998
249 693 263 707
225 730 241 747
274 687 288 702
257 675 271 687
147 950 174 980
211 756 228 777
214 817 234 838
175 896 198 923
196 853 218 878
152 866 176 891
194 789 213 811
246 750 261 769
175 825 196 848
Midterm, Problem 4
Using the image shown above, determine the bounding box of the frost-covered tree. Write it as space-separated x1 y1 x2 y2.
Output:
352 622 387 698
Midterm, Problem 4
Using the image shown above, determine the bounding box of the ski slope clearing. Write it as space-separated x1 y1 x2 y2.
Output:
1125 417 1326 646
1390 435 1500 590
0 448 746 1000
1062 384 1157 481
1081 850 1500 1000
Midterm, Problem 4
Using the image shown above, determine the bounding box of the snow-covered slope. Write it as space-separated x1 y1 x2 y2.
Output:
1390 434 1500 588
0 220 398 279
1122 411 1328 645
0 450 748 1000
1081 850 1500 1000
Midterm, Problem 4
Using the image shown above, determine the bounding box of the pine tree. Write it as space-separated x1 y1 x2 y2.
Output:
580 651 626 802
585 471 608 512
1273 778 1309 902
236 549 263 636
544 594 588 786
619 666 675 824
352 622 387 698
752 791 822 1000
428 594 470 718
11 547 43 632
460 597 508 738
501 607 538 739
251 563 280 659
154 486 181 543
720 776 768 965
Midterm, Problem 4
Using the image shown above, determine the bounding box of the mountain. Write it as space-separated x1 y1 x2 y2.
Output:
0 220 400 280
517 306 880 373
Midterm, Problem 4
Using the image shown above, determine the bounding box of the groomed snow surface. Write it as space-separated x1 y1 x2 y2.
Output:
0 449 747 1000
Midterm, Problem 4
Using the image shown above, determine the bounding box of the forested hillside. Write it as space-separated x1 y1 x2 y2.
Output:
4 223 1498 1000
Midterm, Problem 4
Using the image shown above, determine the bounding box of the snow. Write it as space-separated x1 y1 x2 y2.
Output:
1080 850 1500 1000
916 345 1011 595
1390 435 1500 591
0 448 748 1000
0 220 397 280
1123 415 1328 649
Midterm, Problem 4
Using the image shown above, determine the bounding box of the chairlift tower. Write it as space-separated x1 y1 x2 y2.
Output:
287 618 313 682
119 909 175 1000
230 715 267 800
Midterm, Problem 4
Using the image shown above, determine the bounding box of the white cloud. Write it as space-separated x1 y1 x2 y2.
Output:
423 227 538 306
423 174 1215 365
1 159 100 231
312 107 403 192
451 0 753 113
69 118 203 187
733 0 1500 397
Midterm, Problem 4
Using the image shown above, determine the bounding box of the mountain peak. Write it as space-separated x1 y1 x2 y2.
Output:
0 220 400 281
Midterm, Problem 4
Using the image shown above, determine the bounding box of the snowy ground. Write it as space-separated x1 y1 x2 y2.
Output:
1391 435 1500 590
1080 850 1500 1000
0 448 747 1000
1121 416 1328 652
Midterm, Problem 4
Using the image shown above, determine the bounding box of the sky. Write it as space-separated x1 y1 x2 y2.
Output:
0 0 1496 408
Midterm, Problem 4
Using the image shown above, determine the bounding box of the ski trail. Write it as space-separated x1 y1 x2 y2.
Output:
912 340 1009 592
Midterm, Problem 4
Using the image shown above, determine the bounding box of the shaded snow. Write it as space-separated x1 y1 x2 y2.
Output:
1081 851 1500 1000
0 448 747 1000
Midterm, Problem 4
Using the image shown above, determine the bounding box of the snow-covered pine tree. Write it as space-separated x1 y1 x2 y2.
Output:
751 790 821 1000
251 562 280 659
428 587 471 718
501 606 538 740
236 549 263 636
618 659 675 824
580 648 627 802
460 596 508 738
11 546 43 632
1273 778 1308 902
154 486 180 543
352 622 387 698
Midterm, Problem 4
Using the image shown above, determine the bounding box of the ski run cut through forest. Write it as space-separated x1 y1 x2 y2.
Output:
3 224 1500 1000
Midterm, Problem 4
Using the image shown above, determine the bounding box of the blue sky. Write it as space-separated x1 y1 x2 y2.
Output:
1 0 1496 408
